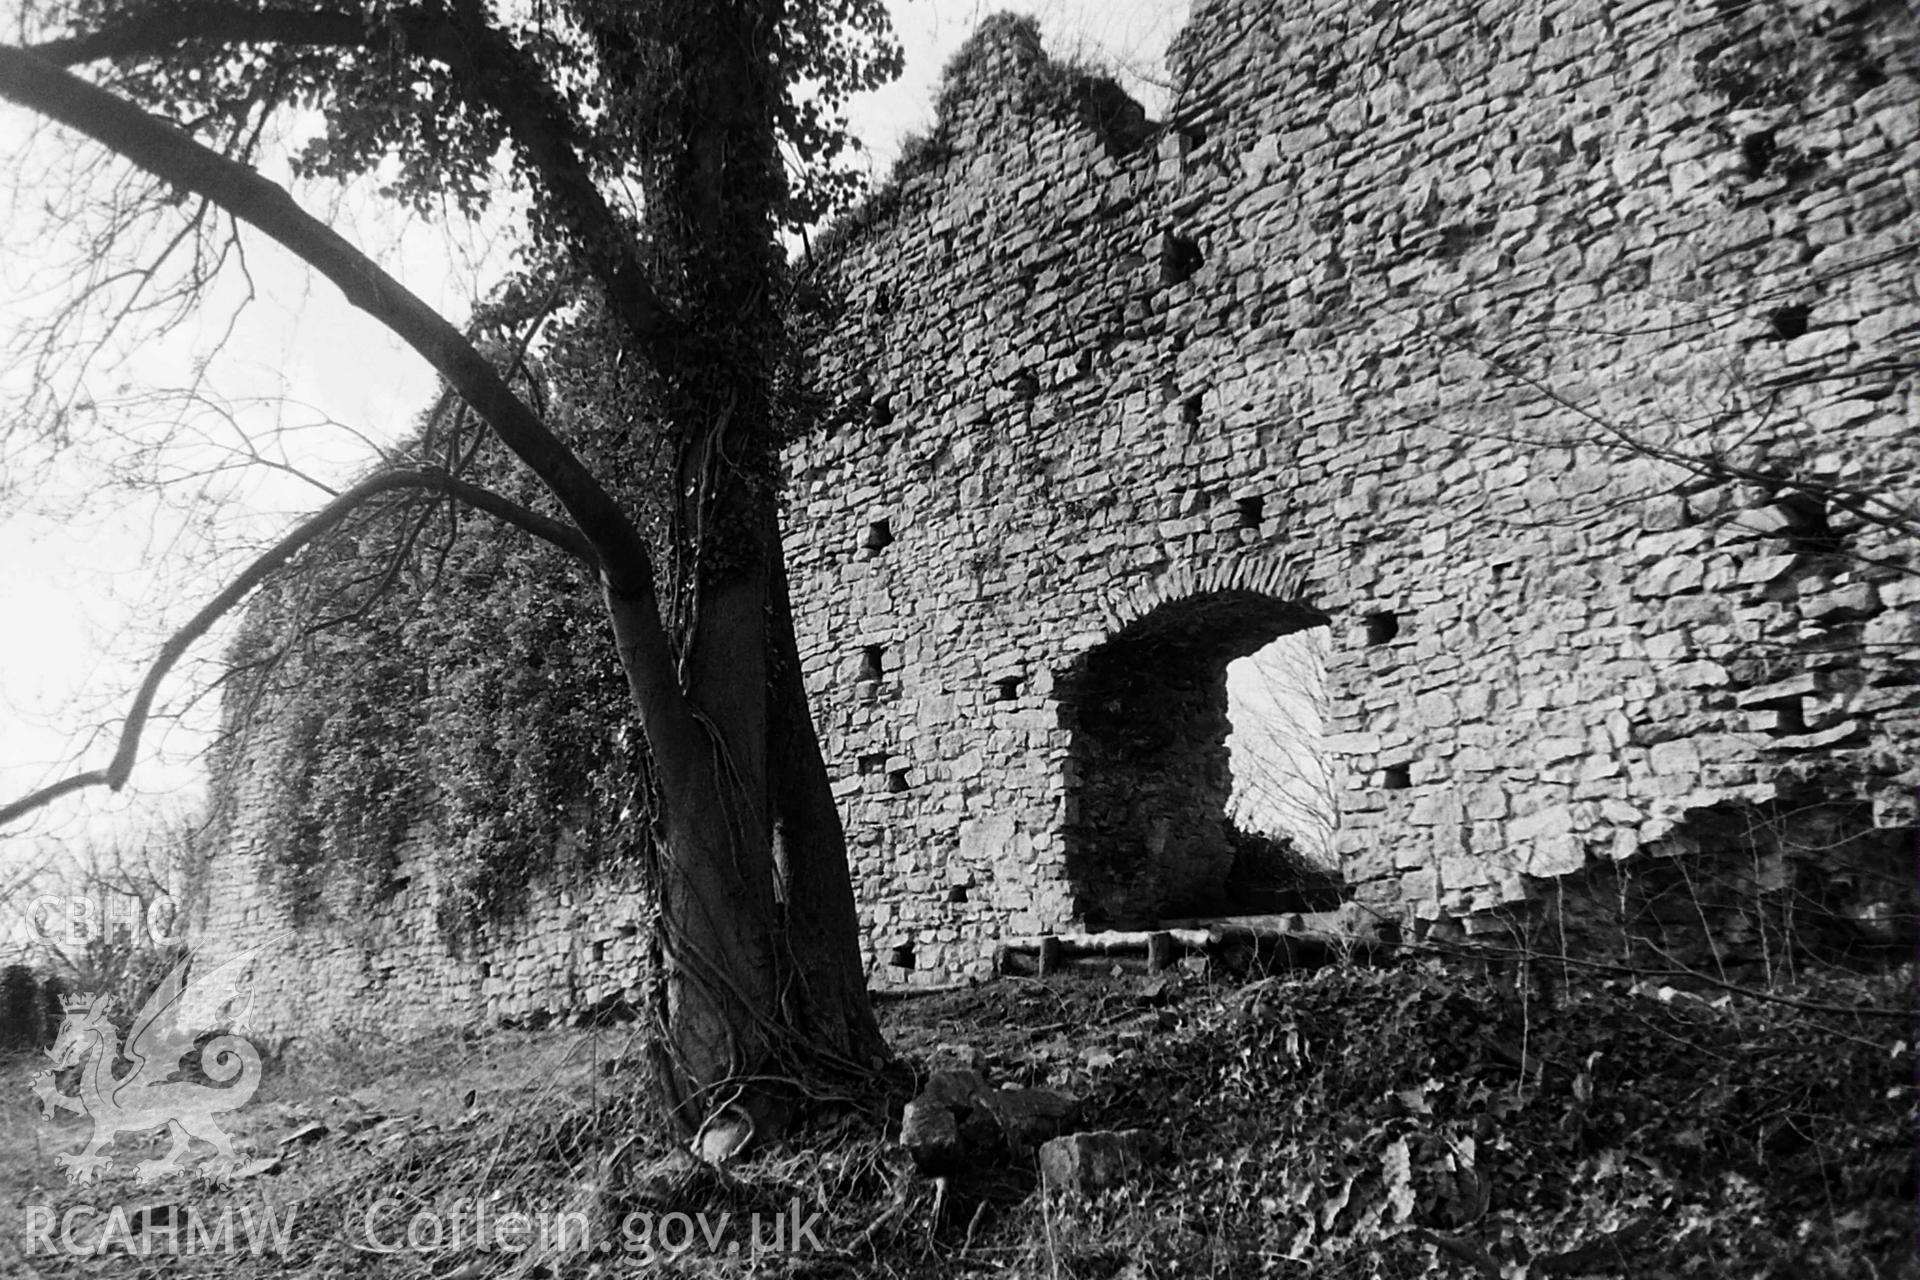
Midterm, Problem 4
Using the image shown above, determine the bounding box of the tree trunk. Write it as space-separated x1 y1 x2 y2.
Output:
607 556 786 1135
609 511 883 1134
608 0 889 1135
767 520 887 1066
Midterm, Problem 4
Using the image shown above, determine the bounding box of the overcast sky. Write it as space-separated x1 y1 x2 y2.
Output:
0 0 1188 859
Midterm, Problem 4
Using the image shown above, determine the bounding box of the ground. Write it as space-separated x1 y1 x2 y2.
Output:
1 958 1911 1277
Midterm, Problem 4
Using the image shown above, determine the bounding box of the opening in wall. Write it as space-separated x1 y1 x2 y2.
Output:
863 518 894 552
859 644 885 682
1060 590 1343 929
1236 496 1265 530
1365 611 1401 645
1160 231 1204 285
1382 763 1412 790
1775 489 1844 556
994 675 1023 701
1763 700 1807 737
1768 304 1811 340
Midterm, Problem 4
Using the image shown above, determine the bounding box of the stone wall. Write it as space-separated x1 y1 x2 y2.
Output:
193 724 656 1035
786 0 1920 985
190 0 1920 1030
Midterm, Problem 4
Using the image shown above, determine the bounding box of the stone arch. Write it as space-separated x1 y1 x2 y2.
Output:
1057 585 1331 928
1088 554 1312 647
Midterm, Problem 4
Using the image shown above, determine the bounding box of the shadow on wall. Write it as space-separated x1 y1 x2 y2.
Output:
1453 790 1918 974
1057 589 1336 929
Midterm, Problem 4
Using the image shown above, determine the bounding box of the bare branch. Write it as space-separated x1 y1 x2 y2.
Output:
0 45 657 576
1377 298 1920 548
0 148 248 458
0 465 591 829
28 1 674 352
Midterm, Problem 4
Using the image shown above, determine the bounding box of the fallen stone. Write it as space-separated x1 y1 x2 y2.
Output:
899 1098 964 1173
1140 974 1180 1005
229 1157 284 1181
279 1121 329 1148
695 1111 754 1166
1038 1129 1161 1194
917 1067 989 1110
981 1086 1080 1151
362 1116 416 1146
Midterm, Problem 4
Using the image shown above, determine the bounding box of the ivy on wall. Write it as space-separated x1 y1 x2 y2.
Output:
204 345 658 941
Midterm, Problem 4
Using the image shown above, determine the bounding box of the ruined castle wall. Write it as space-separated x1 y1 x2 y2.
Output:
191 716 658 1038
788 0 1920 985
189 0 1920 1029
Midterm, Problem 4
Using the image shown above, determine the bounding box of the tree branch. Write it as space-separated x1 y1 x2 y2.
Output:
0 46 663 588
30 6 377 67
1380 298 1920 546
0 466 589 830
424 468 595 564
28 1 674 353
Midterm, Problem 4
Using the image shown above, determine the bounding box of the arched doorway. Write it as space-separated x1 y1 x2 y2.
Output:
1059 590 1334 928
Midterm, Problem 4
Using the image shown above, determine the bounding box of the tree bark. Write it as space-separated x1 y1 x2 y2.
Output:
767 519 887 1066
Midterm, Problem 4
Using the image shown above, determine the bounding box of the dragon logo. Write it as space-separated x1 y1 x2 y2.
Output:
29 943 275 1183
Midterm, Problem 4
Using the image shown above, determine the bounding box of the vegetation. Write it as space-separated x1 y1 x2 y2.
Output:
5 960 1907 1276
205 374 651 935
